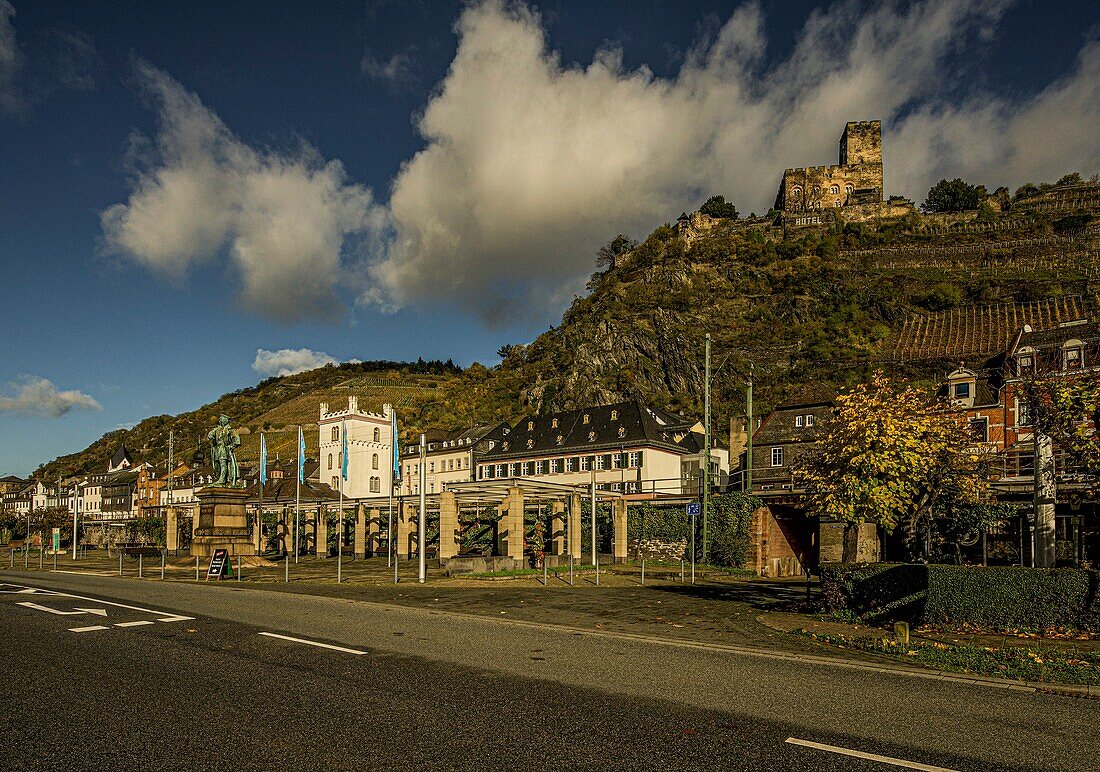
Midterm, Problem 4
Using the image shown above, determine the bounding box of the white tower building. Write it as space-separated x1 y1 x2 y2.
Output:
317 398 395 500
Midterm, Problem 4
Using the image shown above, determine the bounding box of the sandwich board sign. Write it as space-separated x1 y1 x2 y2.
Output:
207 549 232 580
51 527 61 552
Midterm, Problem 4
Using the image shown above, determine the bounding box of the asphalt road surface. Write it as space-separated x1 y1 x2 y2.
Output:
1 570 1095 771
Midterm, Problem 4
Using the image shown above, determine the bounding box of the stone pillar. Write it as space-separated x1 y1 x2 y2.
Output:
315 507 328 558
1034 430 1057 568
192 504 200 537
568 494 582 559
613 499 628 563
438 491 459 560
368 508 381 557
550 501 566 555
354 503 366 559
166 508 178 553
254 503 264 553
397 501 413 560
502 487 524 561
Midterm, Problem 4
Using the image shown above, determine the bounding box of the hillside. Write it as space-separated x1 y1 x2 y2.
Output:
36 179 1100 480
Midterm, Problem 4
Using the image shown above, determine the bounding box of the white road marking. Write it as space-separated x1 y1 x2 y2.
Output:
156 616 195 623
17 601 106 616
68 625 109 633
4 582 185 619
258 632 366 655
114 620 153 628
785 738 960 771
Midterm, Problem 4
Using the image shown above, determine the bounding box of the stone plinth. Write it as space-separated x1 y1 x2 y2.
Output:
191 487 257 558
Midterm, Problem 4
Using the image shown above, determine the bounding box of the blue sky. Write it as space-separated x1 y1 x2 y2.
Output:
1 0 1097 477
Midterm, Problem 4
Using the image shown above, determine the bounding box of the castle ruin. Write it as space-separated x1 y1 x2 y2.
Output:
775 120 884 214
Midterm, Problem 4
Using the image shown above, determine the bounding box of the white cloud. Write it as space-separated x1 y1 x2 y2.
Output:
101 61 385 323
0 377 102 418
361 48 418 89
365 0 1100 325
0 0 22 113
253 348 339 377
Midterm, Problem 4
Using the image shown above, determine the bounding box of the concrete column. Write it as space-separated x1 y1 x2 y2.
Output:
166 508 178 553
503 487 524 561
550 501 566 555
354 503 366 558
1034 430 1057 568
315 507 328 558
253 503 264 553
368 508 381 556
568 494 582 559
397 501 413 560
613 499 628 563
438 491 459 560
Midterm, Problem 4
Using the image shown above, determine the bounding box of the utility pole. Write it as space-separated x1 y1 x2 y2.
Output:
702 334 711 563
167 429 174 556
418 434 426 583
745 365 754 493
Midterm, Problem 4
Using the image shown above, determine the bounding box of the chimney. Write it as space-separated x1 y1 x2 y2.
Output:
348 396 358 413
319 402 329 419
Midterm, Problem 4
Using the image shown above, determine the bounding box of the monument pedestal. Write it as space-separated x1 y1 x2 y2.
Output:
191 487 257 558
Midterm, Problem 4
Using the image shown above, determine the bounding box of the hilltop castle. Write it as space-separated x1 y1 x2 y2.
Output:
775 120 884 213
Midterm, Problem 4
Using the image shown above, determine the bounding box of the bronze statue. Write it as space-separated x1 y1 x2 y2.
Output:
208 414 242 487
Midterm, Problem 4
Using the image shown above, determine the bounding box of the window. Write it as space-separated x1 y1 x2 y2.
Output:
332 426 339 442
502 441 509 451
528 421 534 431
771 447 784 467
806 414 815 427
595 455 606 470
430 483 434 493
373 427 380 443
587 431 596 442
1064 346 1084 370
372 453 379 470
370 477 381 493
449 459 454 471
611 454 621 469
527 438 534 449
579 456 590 471
556 435 564 446
617 426 626 439
429 462 435 473
795 416 804 428
331 476 339 489
551 418 558 429
790 186 802 200
511 463 521 477
830 185 838 194
583 414 590 424
550 459 561 474
610 410 618 421
970 417 989 443
1018 354 1034 373
564 458 575 473
1017 398 1031 427
628 452 640 468
497 464 506 478
954 383 971 399
327 453 333 470
488 440 495 450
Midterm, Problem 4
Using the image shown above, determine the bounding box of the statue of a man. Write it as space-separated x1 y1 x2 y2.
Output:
208 414 241 487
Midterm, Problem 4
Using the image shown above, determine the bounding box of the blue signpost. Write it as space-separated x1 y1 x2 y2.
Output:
686 503 700 583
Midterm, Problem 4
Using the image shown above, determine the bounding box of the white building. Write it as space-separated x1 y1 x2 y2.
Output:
317 398 396 500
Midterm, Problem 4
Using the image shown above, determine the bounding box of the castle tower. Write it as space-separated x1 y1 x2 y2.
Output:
839 120 881 166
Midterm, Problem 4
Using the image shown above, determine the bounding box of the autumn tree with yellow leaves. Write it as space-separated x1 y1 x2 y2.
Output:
793 373 995 562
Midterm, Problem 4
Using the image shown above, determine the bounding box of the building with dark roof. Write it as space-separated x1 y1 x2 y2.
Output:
400 421 510 495
477 401 728 498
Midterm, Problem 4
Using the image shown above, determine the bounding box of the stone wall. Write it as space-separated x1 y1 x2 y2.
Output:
627 537 688 562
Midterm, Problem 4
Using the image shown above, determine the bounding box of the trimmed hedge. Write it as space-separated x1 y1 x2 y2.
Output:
821 563 1100 632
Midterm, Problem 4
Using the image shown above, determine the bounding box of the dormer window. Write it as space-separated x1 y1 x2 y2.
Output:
610 410 618 421
551 418 558 429
588 431 596 442
795 416 804 428
830 185 838 195
617 426 626 439
806 414 815 427
527 421 534 431
556 435 564 446
488 440 495 450
526 439 534 449
582 414 590 424
954 383 970 399
502 441 509 451
1064 340 1084 370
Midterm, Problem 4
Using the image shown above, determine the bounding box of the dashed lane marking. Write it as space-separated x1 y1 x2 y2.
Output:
258 632 366 655
114 620 154 628
785 738 960 771
156 616 195 623
68 625 110 633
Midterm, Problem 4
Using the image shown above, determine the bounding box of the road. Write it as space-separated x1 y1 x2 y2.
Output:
0 570 1095 771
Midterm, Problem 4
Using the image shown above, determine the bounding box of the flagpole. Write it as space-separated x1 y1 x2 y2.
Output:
257 433 266 555
338 419 346 583
295 425 301 564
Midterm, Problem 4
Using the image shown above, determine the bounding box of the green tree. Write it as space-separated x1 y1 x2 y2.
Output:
793 374 993 561
921 178 987 213
1021 374 1100 491
699 195 739 219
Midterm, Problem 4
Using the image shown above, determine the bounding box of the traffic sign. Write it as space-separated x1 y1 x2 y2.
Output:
207 549 232 580
51 527 60 552
686 502 701 516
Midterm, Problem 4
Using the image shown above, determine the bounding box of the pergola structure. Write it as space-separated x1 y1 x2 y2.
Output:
337 478 627 566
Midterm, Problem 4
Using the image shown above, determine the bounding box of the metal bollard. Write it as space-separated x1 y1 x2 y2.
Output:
161 550 165 580
9 549 12 568
641 558 645 586
53 550 56 571
24 546 28 568
681 559 685 583
139 554 143 578
237 558 241 582
285 554 289 583
542 559 548 585
119 551 123 576
39 547 43 570
195 555 199 581
569 554 573 586
595 554 599 586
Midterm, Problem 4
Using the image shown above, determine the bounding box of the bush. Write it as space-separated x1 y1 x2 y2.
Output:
700 195 739 220
821 563 1100 631
625 493 760 567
